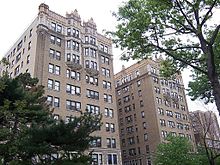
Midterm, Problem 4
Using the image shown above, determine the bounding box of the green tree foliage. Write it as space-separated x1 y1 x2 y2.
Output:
111 0 220 115
196 146 220 165
0 73 101 165
154 135 200 165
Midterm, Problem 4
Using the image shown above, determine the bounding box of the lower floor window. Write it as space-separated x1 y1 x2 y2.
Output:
108 154 117 165
92 153 102 165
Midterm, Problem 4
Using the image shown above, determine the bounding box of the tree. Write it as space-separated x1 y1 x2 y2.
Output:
154 135 199 165
190 110 220 165
0 73 101 164
111 0 220 115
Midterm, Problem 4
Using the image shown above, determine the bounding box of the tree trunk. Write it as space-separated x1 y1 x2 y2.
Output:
212 81 220 116
206 45 220 116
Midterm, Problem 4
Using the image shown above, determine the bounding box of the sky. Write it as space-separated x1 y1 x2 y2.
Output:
0 0 219 120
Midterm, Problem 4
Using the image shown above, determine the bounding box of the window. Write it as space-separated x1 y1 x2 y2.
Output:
17 40 22 51
85 48 89 55
105 108 113 118
123 95 130 103
51 22 56 31
27 55 30 64
72 54 80 64
110 123 115 132
55 65 60 75
168 121 175 128
100 44 104 51
101 68 110 77
104 94 112 103
14 65 20 76
160 119 166 126
158 108 164 115
104 46 108 53
66 69 80 81
53 114 59 120
156 97 162 104
140 100 144 107
177 123 184 130
146 145 150 153
54 81 60 91
90 48 97 58
153 77 159 83
28 41 31 50
181 105 186 111
29 29 33 38
103 81 111 89
91 137 101 147
50 35 55 44
86 75 98 86
16 53 21 63
50 49 61 60
85 60 98 70
48 79 54 90
107 138 116 148
108 154 117 165
72 41 80 51
86 104 100 115
124 105 131 113
47 95 53 105
106 123 110 132
117 90 121 96
66 84 81 95
185 124 190 130
101 56 110 65
137 80 141 87
161 130 168 138
55 51 61 60
154 86 160 94
126 116 133 123
48 63 54 73
66 100 81 111
92 153 103 165
143 122 147 129
54 97 60 107
175 112 181 119
67 28 71 36
179 133 185 137
144 133 148 141
90 36 96 45
85 36 89 43
66 53 71 61
67 40 71 48
166 110 173 117
73 28 80 38
87 89 99 100
56 37 61 46
129 148 136 156
57 25 62 33
141 111 145 118
128 137 135 145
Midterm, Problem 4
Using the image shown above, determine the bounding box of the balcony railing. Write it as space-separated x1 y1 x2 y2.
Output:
66 61 82 71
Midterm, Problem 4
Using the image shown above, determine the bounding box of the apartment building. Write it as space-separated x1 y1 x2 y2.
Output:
190 110 220 149
114 58 194 165
0 4 121 165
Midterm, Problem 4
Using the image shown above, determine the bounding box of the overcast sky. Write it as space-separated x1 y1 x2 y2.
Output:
0 0 129 73
0 0 218 119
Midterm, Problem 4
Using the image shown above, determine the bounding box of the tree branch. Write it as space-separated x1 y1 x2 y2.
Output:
209 24 220 45
167 14 196 33
166 46 201 51
175 0 197 32
201 0 217 26
150 44 208 74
